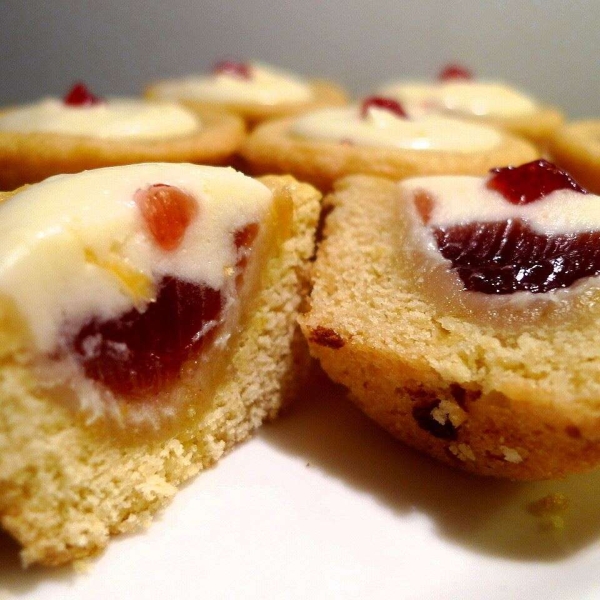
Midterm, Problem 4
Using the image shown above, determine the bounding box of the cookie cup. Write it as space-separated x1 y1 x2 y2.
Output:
0 173 321 566
146 80 348 128
300 175 600 480
549 120 600 195
241 117 540 191
0 109 245 190
471 106 564 150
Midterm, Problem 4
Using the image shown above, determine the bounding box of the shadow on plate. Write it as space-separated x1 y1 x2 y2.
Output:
261 363 600 562
0 530 76 595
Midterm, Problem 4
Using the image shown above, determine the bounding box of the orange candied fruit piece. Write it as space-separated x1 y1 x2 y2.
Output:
135 184 199 251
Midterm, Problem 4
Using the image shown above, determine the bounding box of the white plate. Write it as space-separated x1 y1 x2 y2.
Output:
2 369 600 600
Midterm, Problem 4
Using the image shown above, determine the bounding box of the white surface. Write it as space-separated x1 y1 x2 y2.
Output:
2 369 600 599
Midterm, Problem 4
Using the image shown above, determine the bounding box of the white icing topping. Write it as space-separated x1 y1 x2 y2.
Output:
378 81 538 118
399 175 599 235
291 105 502 152
0 164 272 352
0 98 200 139
151 62 313 106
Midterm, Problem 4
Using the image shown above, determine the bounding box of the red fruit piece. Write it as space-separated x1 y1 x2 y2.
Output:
72 220 260 398
212 60 252 80
487 160 588 205
234 223 259 251
63 82 104 106
73 276 223 398
135 184 198 252
360 96 408 119
433 219 600 294
414 191 434 224
438 64 473 81
234 223 259 279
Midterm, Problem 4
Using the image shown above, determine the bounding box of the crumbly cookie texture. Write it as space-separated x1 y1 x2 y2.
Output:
0 175 320 567
241 116 539 191
0 109 245 191
300 175 600 481
146 80 348 128
550 120 600 195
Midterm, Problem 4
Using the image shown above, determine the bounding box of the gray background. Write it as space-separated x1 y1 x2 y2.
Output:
1 0 599 118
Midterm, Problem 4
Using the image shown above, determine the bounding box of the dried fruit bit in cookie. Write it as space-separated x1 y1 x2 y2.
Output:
438 64 473 81
487 159 587 205
135 184 198 251
73 276 223 399
212 60 252 80
308 326 345 349
360 96 408 119
63 82 104 106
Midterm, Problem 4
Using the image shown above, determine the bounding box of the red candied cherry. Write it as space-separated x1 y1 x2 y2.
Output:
433 219 600 294
212 60 252 80
487 159 588 205
73 275 223 398
72 217 259 399
63 82 104 106
72 220 260 398
135 184 199 251
360 96 408 119
438 64 473 81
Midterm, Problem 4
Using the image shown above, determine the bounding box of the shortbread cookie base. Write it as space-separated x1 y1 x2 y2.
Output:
0 175 320 566
300 175 600 481
550 120 600 195
241 118 539 191
146 80 348 128
472 106 563 149
0 110 245 190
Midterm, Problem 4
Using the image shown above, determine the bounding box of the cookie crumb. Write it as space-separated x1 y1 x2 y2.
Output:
73 558 92 574
412 401 457 440
499 445 523 463
528 493 570 529
448 443 476 462
431 399 467 428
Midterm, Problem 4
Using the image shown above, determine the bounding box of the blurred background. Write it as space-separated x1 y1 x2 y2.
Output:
1 0 599 117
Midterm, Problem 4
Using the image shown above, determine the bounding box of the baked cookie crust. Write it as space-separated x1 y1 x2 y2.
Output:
464 106 563 149
0 109 245 190
146 80 348 128
241 117 539 191
550 120 600 195
300 175 600 481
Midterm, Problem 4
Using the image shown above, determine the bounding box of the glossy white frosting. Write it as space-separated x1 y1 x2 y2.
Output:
0 164 272 352
399 175 599 235
379 81 538 118
0 98 200 139
291 105 502 152
151 62 313 106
